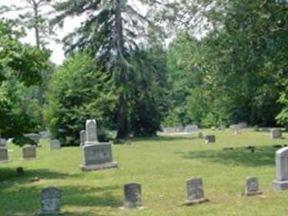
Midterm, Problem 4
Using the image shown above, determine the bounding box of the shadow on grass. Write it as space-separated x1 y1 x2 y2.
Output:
0 168 74 182
131 135 197 143
177 146 276 167
0 184 120 215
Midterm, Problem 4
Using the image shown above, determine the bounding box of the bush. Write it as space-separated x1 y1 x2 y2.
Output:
44 53 116 146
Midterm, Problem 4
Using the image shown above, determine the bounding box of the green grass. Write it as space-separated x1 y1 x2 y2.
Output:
1 129 288 215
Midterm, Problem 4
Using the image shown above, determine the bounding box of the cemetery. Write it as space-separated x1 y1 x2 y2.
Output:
1 127 288 215
0 0 288 215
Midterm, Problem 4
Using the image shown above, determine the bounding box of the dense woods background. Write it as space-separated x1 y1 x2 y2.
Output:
0 0 287 145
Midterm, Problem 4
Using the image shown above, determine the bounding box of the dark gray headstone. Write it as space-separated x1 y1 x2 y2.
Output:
271 129 282 139
124 183 142 208
185 178 208 205
22 145 36 160
204 135 215 144
16 167 24 176
244 177 262 196
0 147 8 162
40 187 61 214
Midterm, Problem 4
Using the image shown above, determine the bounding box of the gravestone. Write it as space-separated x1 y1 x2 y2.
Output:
123 183 142 208
16 167 24 176
272 147 288 190
0 147 8 162
40 187 61 215
24 133 41 144
204 135 215 144
81 119 118 171
185 178 208 205
243 177 262 196
50 139 61 150
80 130 86 147
0 138 7 147
271 129 282 139
22 145 36 160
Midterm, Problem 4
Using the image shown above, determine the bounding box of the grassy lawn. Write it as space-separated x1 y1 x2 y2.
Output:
1 129 288 215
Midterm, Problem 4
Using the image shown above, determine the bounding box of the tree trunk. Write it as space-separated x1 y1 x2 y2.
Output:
115 0 129 139
33 1 45 130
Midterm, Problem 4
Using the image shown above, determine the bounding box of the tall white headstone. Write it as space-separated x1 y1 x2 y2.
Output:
272 147 288 190
85 119 98 144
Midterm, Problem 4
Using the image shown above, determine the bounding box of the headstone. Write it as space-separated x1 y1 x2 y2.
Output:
184 125 199 133
50 139 61 150
271 129 282 139
16 167 24 176
40 187 61 215
80 130 86 147
85 119 98 144
0 138 7 147
272 147 288 190
81 119 118 171
22 144 36 160
243 177 262 196
0 147 8 162
185 178 208 205
24 133 41 144
39 131 51 139
123 183 142 208
204 135 215 144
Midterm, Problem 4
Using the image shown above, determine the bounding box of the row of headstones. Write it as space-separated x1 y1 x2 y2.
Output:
162 125 199 133
0 140 61 163
201 128 283 145
39 176 264 214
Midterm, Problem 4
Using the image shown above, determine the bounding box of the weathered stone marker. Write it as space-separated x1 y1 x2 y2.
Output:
81 119 118 171
0 138 7 147
0 147 8 162
185 178 208 205
204 135 215 144
22 144 36 160
271 129 282 139
243 177 262 196
80 130 86 147
123 183 142 208
50 139 61 150
16 167 24 176
272 147 288 190
24 133 41 144
40 187 61 215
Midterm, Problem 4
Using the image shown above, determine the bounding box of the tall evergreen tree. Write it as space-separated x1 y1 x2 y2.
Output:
52 0 169 139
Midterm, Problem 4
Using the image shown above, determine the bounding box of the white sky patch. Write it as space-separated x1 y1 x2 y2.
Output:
0 0 81 65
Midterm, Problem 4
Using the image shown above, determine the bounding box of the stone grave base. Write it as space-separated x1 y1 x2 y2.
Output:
80 162 118 171
243 191 263 196
0 160 9 164
272 180 288 190
185 198 209 206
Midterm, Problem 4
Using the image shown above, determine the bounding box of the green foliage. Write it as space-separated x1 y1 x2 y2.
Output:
45 53 116 146
129 46 170 137
0 20 50 141
166 0 288 127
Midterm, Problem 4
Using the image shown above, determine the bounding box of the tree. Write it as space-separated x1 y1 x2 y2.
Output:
0 20 50 143
52 0 172 139
45 53 116 145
